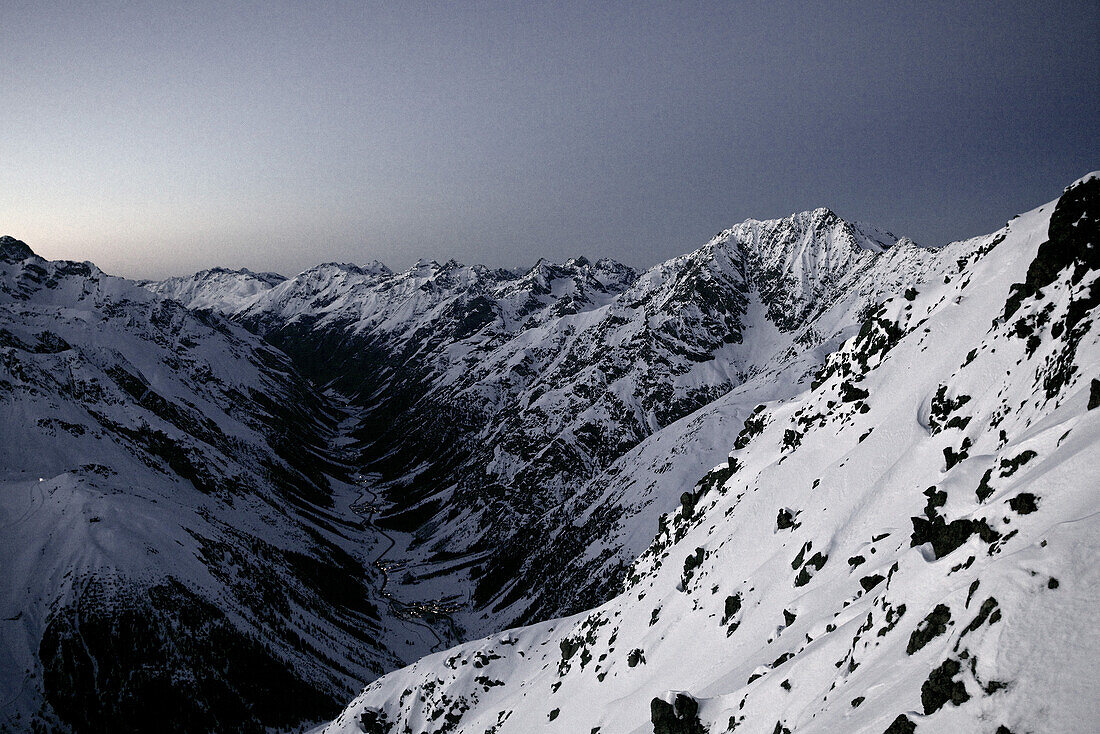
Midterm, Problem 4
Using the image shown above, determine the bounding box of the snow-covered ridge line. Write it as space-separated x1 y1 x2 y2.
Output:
146 207 913 323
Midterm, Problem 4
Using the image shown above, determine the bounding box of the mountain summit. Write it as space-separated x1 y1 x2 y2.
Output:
0 235 35 263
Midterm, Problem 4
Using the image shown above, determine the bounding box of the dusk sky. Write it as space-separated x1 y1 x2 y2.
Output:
3 1 1097 279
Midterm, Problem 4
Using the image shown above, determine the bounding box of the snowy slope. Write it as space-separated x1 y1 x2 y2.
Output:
322 177 1100 733
0 240 442 733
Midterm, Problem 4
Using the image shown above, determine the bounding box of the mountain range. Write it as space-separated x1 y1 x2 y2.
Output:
1 173 1097 733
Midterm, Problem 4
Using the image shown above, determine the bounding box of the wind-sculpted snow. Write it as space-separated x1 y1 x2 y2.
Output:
149 210 939 645
323 179 1100 733
0 243 441 732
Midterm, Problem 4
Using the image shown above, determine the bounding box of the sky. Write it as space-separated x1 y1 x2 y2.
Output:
1 1 1097 279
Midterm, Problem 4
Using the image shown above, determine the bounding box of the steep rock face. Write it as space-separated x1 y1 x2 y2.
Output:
149 211 936 641
0 236 35 263
322 178 1100 734
0 247 432 732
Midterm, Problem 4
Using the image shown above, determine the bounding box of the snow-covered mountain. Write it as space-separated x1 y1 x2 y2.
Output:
148 209 941 644
148 266 287 313
0 239 444 732
321 174 1100 733
5 174 1096 734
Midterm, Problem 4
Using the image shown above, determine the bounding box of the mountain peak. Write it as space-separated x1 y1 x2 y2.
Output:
0 236 35 263
1069 170 1100 190
411 258 440 271
360 260 393 277
704 208 909 265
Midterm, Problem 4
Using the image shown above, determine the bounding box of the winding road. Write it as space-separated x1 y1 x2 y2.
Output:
329 392 461 655
351 473 458 654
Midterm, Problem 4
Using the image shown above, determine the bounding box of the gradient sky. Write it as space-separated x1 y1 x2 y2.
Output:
2 1 1098 279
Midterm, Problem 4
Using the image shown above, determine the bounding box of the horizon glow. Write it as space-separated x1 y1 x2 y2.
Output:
2 1 1097 279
